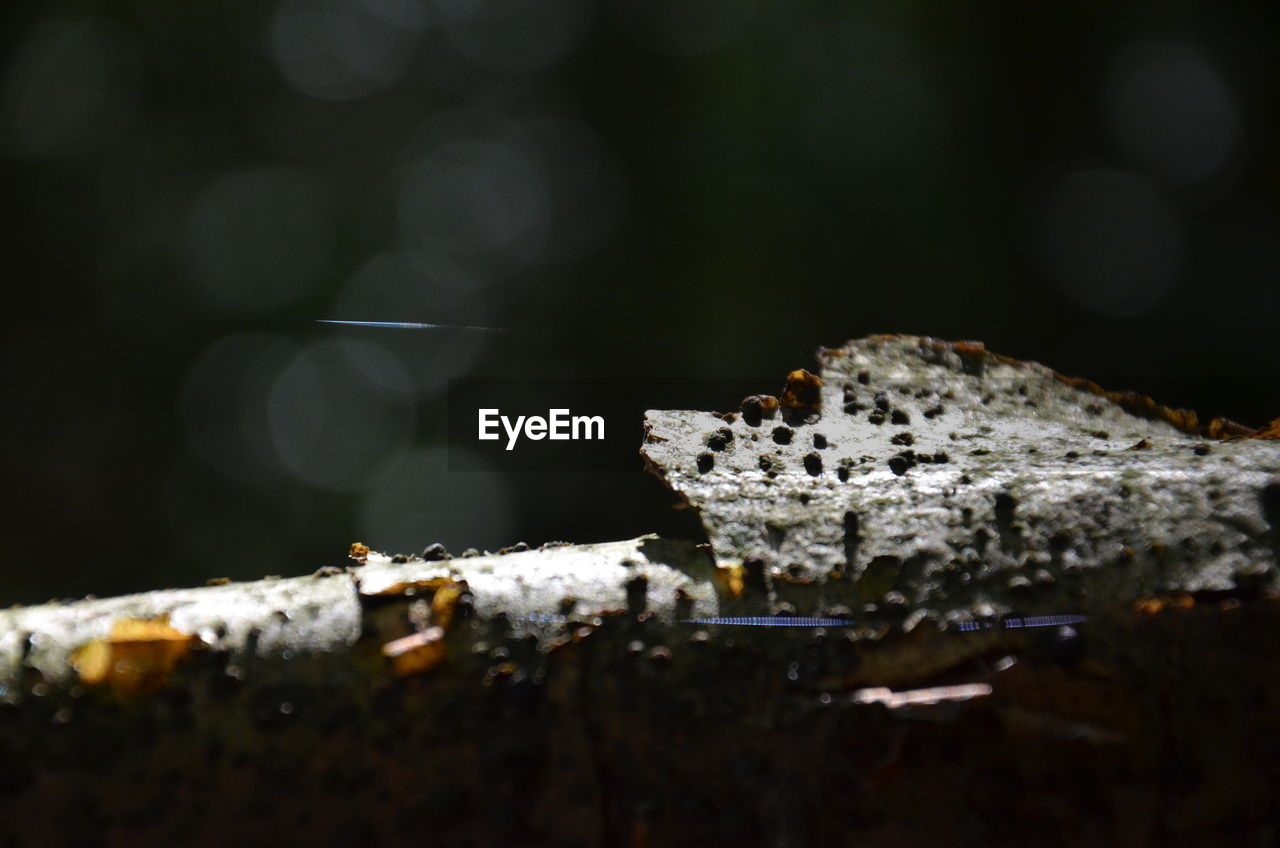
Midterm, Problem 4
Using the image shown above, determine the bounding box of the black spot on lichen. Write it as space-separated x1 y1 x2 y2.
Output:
707 427 734 451
994 491 1016 528
994 491 1024 555
813 433 828 449
888 451 916 476
803 452 823 476
857 371 871 385
868 411 886 425
421 543 451 561
1048 530 1071 562
741 395 778 427
890 409 911 425
890 432 914 446
696 452 714 473
625 575 649 616
674 586 693 620
837 458 854 482
842 511 860 569
785 562 810 581
772 426 794 445
743 553 768 593
1262 482 1280 530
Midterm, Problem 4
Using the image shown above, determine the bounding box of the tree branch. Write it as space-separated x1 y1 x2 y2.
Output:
2 335 1277 846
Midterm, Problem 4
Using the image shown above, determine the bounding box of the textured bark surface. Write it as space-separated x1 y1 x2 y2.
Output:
0 537 717 693
641 335 1280 625
1 335 1278 847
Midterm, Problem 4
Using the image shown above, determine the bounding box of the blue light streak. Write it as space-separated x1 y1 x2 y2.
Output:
317 319 507 332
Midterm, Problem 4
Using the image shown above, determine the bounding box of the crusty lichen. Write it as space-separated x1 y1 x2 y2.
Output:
0 336 1278 846
641 335 1280 626
0 536 719 696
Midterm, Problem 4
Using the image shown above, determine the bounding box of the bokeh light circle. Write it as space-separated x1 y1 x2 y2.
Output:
183 166 334 316
1041 169 1183 319
1 15 139 157
181 333 299 485
1105 42 1241 188
268 339 416 490
269 0 428 101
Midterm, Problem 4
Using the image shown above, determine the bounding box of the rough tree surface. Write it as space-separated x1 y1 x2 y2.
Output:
1 335 1278 848
641 334 1279 627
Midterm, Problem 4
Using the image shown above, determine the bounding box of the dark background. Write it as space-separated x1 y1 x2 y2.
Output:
2 1 1278 604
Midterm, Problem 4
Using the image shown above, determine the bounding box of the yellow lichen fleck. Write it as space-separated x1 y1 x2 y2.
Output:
70 615 199 696
381 627 446 676
430 582 466 629
366 575 458 598
716 563 745 598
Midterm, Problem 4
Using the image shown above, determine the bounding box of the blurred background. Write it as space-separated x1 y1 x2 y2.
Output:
2 1 1278 604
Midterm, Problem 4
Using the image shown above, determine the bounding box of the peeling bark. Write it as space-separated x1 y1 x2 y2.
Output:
1 335 1277 847
1 537 716 694
641 335 1280 624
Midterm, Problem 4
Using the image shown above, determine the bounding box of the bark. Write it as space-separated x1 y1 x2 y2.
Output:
640 335 1280 636
1 335 1278 847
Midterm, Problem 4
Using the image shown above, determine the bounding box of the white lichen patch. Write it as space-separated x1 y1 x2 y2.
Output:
358 536 719 640
0 575 365 688
642 336 1280 620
